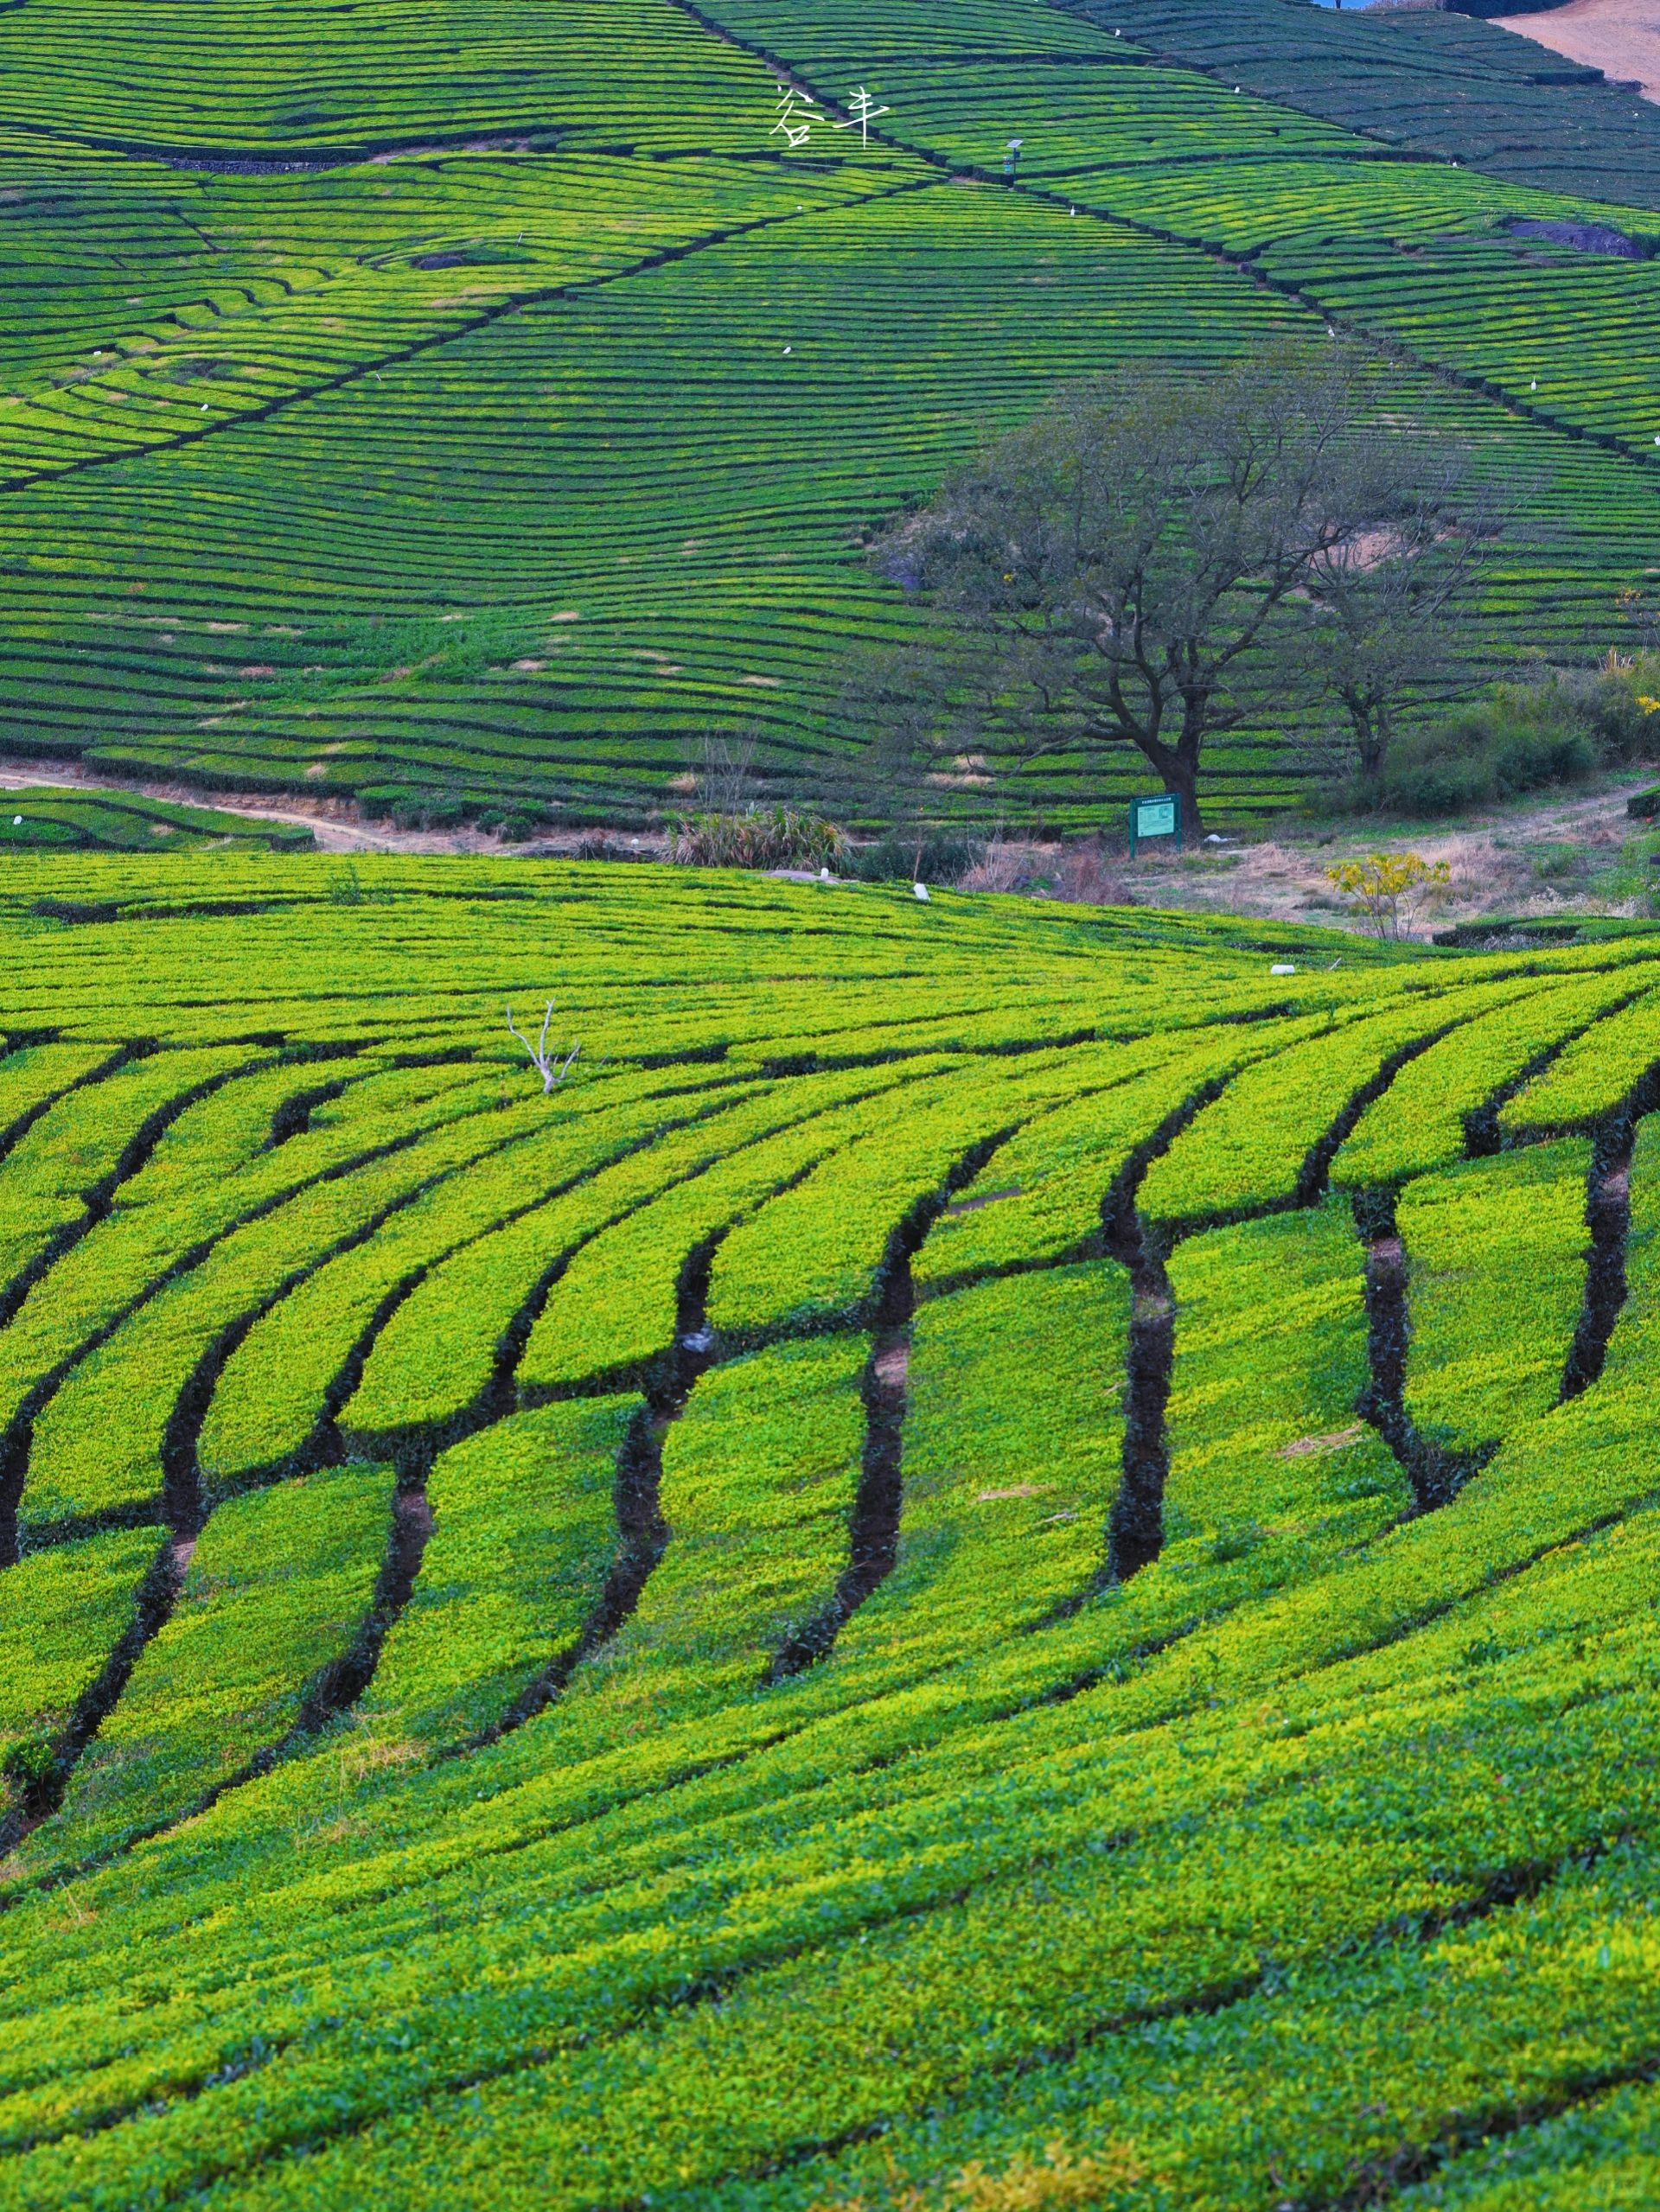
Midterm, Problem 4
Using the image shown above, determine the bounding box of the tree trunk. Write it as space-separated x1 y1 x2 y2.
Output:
1364 703 1394 793
1171 699 1209 843
1350 698 1388 793
1127 730 1205 843
1168 748 1204 843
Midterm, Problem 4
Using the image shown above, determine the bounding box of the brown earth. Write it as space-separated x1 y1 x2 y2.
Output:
1491 0 1660 104
961 780 1659 938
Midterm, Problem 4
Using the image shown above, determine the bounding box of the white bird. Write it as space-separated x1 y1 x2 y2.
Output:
783 344 792 354
1531 379 1538 391
11 815 20 826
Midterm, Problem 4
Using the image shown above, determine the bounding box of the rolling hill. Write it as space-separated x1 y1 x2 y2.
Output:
7 0 1660 826
0 857 1658 2204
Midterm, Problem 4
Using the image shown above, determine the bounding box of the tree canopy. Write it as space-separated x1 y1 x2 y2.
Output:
872 345 1482 833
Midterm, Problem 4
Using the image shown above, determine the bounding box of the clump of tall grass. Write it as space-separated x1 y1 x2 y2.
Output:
670 802 846 870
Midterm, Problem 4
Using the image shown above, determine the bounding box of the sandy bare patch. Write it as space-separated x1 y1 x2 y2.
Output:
1280 1425 1367 1461
943 1184 1023 1215
1492 0 1660 103
873 1344 910 1389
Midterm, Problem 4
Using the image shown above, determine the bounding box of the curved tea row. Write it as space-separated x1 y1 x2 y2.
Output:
0 858 1657 2208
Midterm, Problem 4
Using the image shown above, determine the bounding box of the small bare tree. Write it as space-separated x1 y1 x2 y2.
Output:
1299 466 1499 797
830 647 965 881
506 1003 580 1093
690 730 762 815
1326 852 1450 941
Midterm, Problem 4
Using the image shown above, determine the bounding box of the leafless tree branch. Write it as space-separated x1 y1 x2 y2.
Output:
507 1003 581 1093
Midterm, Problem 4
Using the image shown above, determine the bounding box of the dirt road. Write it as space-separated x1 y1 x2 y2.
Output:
1491 0 1660 104
0 763 415 851
0 762 645 857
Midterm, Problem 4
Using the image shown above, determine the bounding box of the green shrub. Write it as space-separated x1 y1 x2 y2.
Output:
413 799 469 831
1502 982 1660 1135
1332 965 1650 1189
358 1400 634 1751
1139 981 1524 1233
28 1465 396 1867
842 832 986 885
823 1264 1129 1690
1361 660 1660 820
0 1530 164 1825
1399 1138 1592 1457
389 794 473 832
1556 655 1660 767
1382 688 1599 816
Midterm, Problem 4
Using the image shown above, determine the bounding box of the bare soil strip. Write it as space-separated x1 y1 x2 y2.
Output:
0 762 520 854
1491 0 1660 104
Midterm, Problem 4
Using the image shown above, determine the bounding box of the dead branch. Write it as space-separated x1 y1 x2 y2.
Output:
507 1002 581 1093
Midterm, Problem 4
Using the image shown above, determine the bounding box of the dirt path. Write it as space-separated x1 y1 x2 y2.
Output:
1140 782 1657 934
966 781 1657 935
0 761 663 858
0 762 427 851
1491 0 1660 104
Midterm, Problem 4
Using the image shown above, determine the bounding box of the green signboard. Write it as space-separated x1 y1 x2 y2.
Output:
1129 791 1182 854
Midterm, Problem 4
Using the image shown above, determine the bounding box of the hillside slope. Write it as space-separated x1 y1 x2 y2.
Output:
1101 0 1660 201
0 864 1658 2204
7 0 1660 826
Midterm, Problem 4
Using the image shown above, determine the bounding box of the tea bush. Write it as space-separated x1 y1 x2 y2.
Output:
0 855 1656 2202
10 0 1660 826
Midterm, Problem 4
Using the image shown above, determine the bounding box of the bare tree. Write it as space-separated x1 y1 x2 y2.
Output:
830 647 968 881
506 1003 580 1093
1617 583 1660 655
688 730 762 816
1298 467 1499 796
869 344 1463 837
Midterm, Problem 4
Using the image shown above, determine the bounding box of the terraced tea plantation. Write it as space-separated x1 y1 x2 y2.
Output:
12 0 1660 825
3 856 1660 2206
